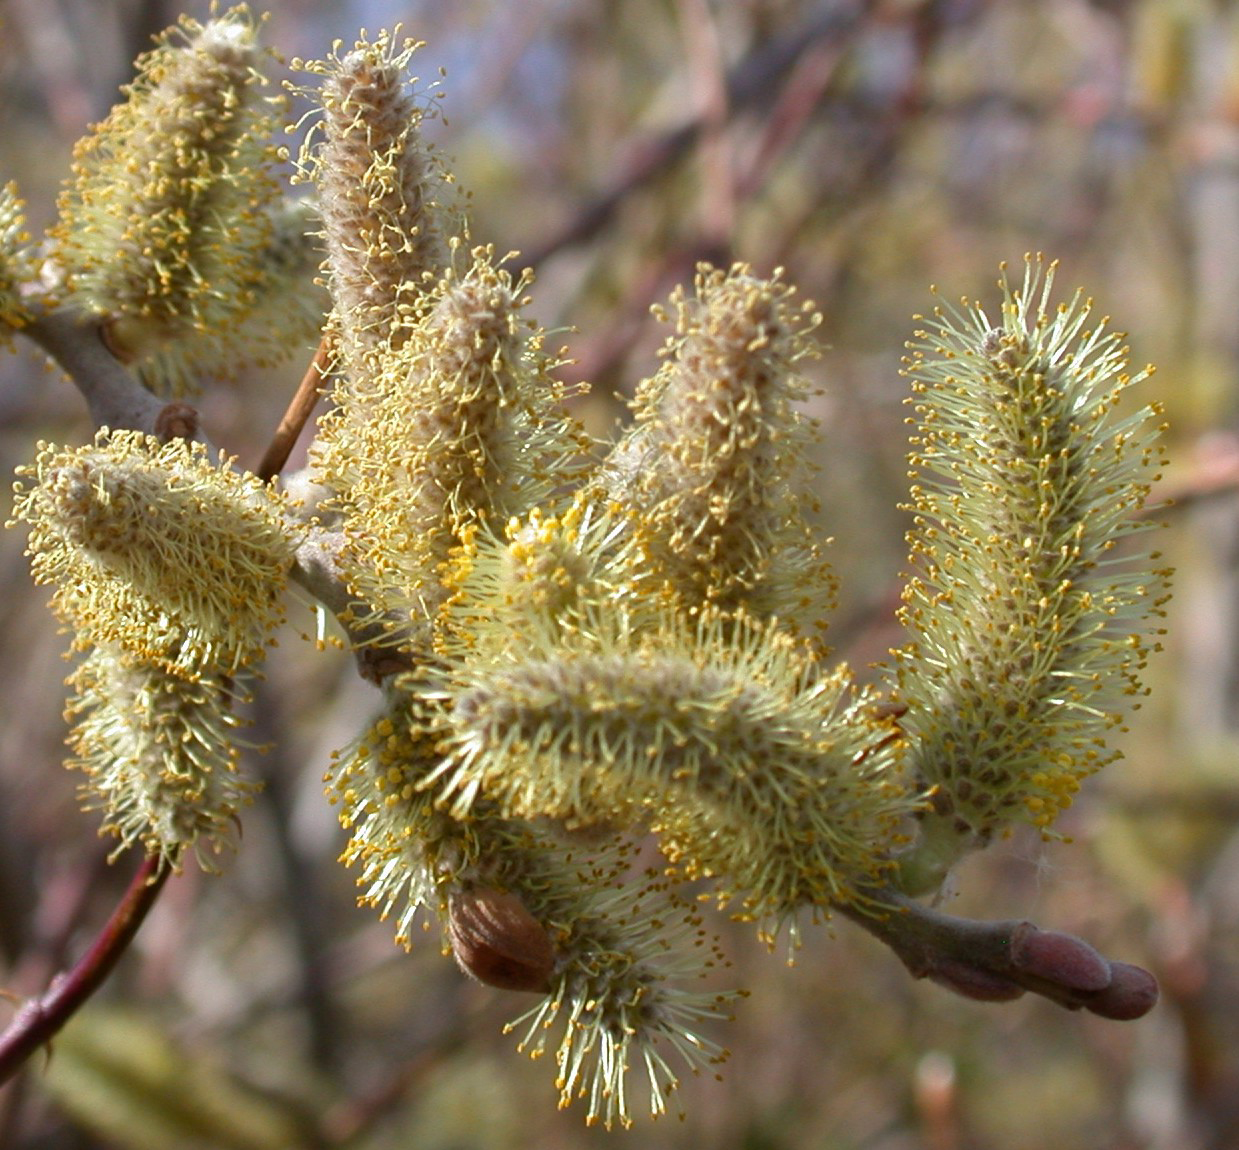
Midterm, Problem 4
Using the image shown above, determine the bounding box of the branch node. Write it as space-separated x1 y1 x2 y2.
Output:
153 402 200 443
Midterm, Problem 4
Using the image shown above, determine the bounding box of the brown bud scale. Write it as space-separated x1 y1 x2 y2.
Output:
448 885 556 993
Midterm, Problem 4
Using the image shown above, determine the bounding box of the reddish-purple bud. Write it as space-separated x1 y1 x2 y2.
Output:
1010 924 1112 992
927 959 1025 1002
1083 961 1159 1020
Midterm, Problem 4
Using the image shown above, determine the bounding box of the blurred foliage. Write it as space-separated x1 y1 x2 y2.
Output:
41 1007 308 1150
3 0 1239 1147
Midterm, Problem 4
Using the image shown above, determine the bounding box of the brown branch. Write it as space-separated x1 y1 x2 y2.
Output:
255 332 331 483
735 33 847 200
843 888 1159 1020
676 0 735 251
0 853 172 1085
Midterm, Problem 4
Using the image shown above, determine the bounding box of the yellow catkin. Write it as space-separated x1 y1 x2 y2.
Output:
51 7 286 394
11 430 295 674
892 256 1169 890
602 263 834 641
65 645 257 868
0 182 34 340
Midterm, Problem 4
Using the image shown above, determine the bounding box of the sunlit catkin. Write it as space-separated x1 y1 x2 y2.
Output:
132 196 327 395
604 264 834 640
51 7 284 393
11 430 295 675
415 608 913 922
65 645 257 868
295 28 451 359
315 246 589 648
892 256 1170 892
0 182 33 342
328 702 732 1128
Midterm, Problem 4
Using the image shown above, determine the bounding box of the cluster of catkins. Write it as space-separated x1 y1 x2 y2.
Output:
1 8 1169 1126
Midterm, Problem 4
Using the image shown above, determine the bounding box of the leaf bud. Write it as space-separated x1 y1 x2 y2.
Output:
927 959 1025 1002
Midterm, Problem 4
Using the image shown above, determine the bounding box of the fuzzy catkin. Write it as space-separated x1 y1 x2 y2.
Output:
52 8 284 393
314 247 589 647
66 645 256 867
327 702 733 1129
604 264 834 638
416 610 912 920
297 29 451 358
893 257 1169 889
0 182 33 340
132 195 328 395
11 431 295 675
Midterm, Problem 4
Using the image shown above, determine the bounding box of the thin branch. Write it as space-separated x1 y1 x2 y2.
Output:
0 854 108 1142
677 0 735 251
735 33 847 199
0 853 172 1085
1142 433 1239 514
248 681 343 1073
256 332 331 482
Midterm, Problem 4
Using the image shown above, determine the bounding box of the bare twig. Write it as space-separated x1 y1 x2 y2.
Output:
522 3 870 269
0 854 109 1142
1143 433 1239 513
677 0 735 252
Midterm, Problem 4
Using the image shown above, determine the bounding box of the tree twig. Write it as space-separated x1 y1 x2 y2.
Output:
0 853 108 1142
522 3 869 269
256 332 331 483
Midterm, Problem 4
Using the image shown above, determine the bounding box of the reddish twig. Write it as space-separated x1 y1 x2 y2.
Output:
844 888 1159 1019
1143 433 1239 514
255 332 331 483
0 853 172 1085
0 854 109 1142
